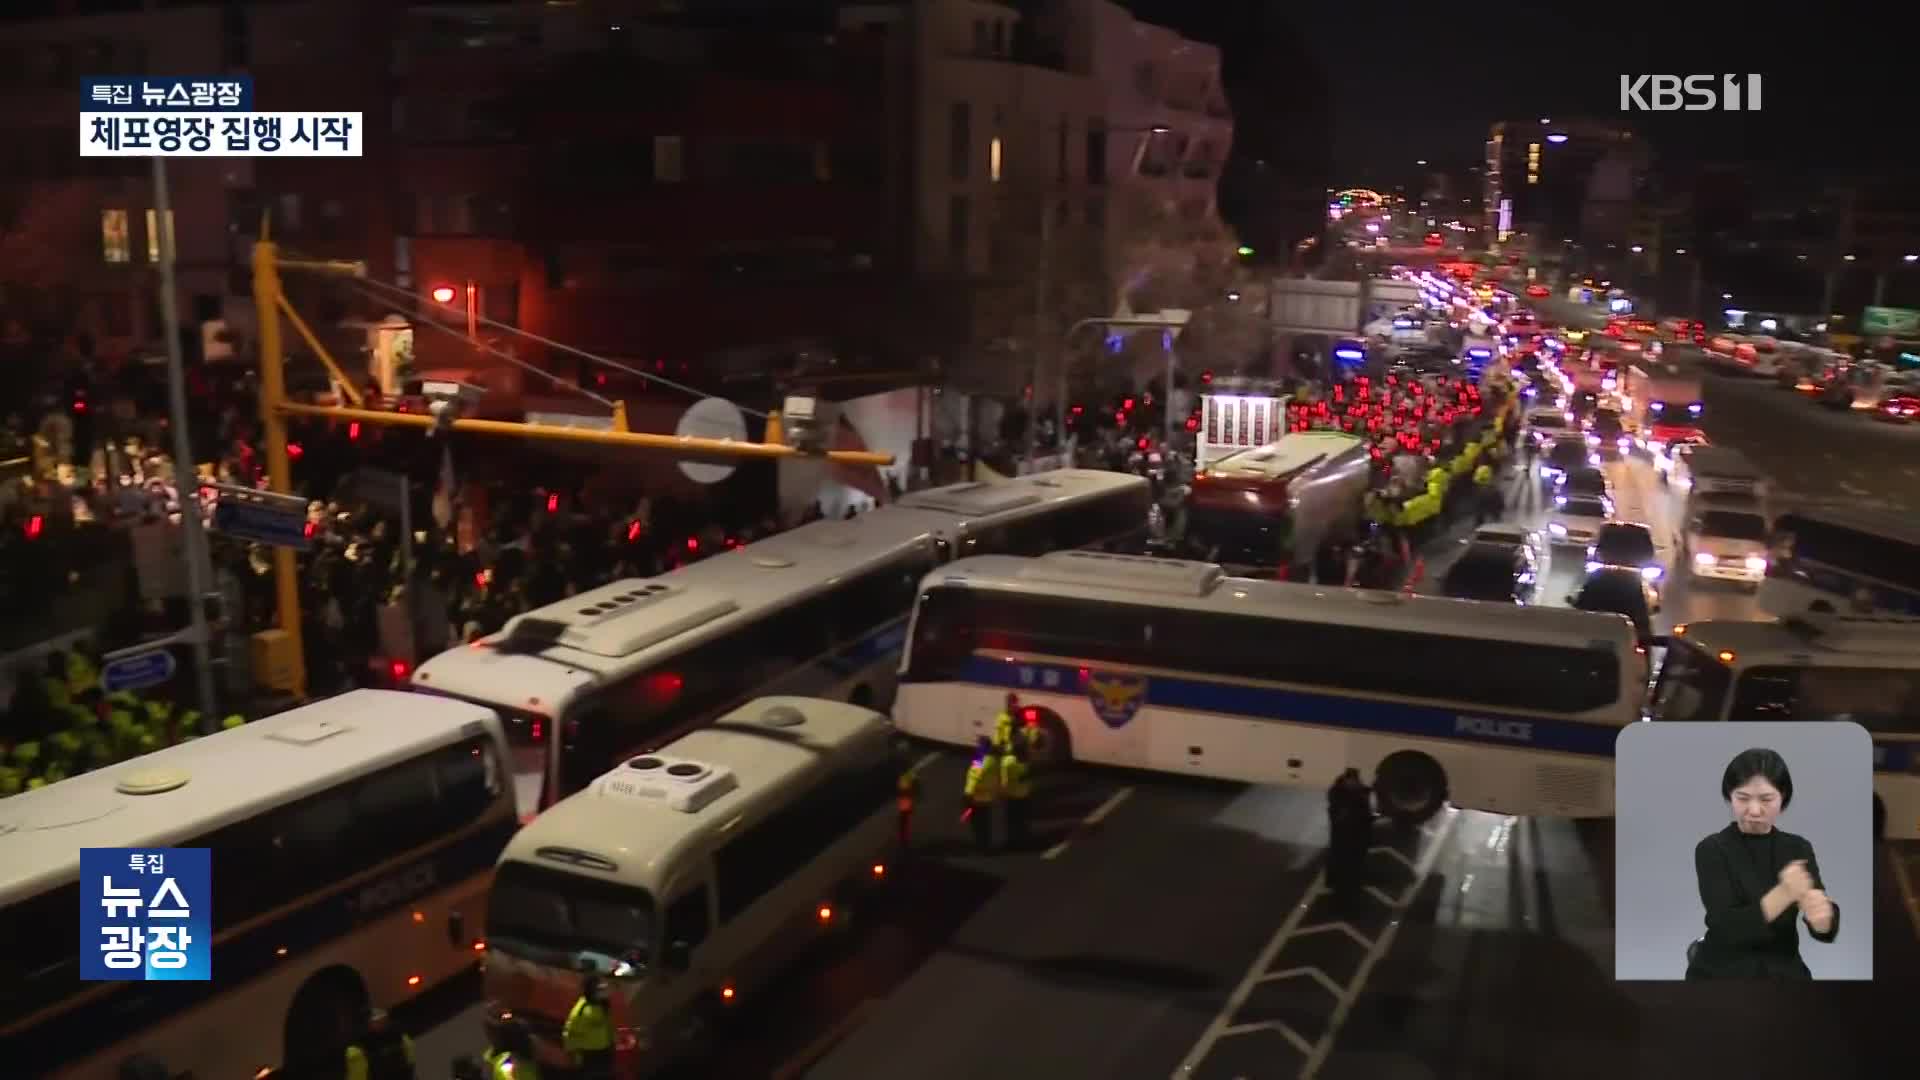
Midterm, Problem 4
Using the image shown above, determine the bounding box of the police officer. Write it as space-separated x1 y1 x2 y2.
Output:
962 734 1003 851
991 692 1020 753
1000 740 1034 850
346 1007 416 1080
1471 461 1500 524
485 1015 540 1080
562 974 614 1079
1325 768 1376 906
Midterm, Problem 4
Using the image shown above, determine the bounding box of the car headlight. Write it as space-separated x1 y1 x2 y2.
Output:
1641 565 1664 582
1693 551 1714 567
1745 556 1768 572
1586 434 1600 446
1588 453 1602 466
1549 523 1568 537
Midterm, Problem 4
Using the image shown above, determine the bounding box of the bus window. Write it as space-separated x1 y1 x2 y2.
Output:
663 884 712 951
830 560 927 642
352 759 442 860
1648 641 1732 722
903 588 978 680
488 862 655 964
1730 665 1920 733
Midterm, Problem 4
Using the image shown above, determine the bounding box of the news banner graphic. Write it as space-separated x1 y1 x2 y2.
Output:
80 76 362 158
80 847 212 981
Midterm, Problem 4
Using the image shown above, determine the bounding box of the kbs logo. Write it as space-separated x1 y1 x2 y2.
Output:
1619 74 1763 112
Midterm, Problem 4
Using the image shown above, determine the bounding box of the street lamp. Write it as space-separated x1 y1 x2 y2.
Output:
1906 254 1919 263
430 285 456 303
1630 245 1644 254
1843 253 1857 262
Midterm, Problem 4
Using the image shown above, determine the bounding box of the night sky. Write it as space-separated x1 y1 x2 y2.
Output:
1125 1 1920 188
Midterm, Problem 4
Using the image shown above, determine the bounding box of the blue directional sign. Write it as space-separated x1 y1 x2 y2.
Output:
101 648 178 694
209 485 311 551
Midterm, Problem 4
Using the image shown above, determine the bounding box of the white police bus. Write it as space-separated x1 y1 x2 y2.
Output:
894 551 1644 822
482 697 896 1074
0 690 515 1079
413 469 1149 816
1647 616 1920 840
1760 506 1920 618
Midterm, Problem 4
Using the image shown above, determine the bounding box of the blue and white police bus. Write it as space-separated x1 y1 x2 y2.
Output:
893 551 1644 823
1648 616 1920 840
413 470 1150 816
0 691 515 1079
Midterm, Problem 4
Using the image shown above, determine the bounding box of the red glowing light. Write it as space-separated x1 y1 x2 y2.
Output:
390 660 410 679
286 442 304 458
348 422 361 440
25 515 44 539
627 521 643 542
1122 398 1135 410
685 537 699 552
546 494 559 513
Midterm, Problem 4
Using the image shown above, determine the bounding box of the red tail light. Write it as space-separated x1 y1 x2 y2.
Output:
390 660 410 679
1021 707 1039 723
685 537 699 552
25 515 44 539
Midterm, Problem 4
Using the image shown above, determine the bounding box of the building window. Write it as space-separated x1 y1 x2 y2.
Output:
1057 117 1069 181
101 209 129 263
1086 124 1107 185
654 136 684 183
144 208 174 263
948 195 969 270
989 137 1003 183
949 103 970 181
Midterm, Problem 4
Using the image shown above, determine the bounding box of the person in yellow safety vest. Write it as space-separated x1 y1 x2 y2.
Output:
1472 462 1500 525
562 974 614 1079
991 692 1019 752
962 735 1003 852
483 1015 540 1080
999 741 1034 850
344 1006 416 1080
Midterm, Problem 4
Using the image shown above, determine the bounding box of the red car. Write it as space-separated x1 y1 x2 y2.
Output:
1877 394 1920 423
1525 283 1549 298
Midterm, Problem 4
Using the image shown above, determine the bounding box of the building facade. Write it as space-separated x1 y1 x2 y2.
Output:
1484 118 1647 259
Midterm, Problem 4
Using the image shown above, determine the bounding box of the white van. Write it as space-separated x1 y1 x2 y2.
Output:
481 697 898 1075
1679 496 1771 587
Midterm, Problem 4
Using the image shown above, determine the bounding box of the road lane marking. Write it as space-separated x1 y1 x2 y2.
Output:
1173 809 1461 1078
1041 785 1133 860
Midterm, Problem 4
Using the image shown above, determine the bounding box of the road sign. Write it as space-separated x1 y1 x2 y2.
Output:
101 647 177 694
676 398 750 484
209 484 312 550
1861 306 1920 337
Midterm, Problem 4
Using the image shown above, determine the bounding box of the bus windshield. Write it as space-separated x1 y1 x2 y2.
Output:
487 862 656 966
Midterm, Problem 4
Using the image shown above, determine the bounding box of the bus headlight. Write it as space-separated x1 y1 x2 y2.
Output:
1693 551 1715 567
1549 523 1568 537
1745 556 1768 573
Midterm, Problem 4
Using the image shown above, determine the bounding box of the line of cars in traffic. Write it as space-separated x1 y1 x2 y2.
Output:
1697 328 1920 424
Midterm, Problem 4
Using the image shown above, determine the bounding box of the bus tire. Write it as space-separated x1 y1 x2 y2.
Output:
1373 751 1448 824
1873 795 1887 842
284 966 369 1071
1026 710 1073 767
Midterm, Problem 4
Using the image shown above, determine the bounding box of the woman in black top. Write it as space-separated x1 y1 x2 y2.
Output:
1686 748 1840 979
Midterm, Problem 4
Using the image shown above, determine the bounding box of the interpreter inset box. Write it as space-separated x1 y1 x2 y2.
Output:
1613 721 1872 981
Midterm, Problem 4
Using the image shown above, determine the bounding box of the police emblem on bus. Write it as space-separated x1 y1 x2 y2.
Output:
1086 671 1148 729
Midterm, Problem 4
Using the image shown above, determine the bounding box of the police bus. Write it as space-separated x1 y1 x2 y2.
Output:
894 551 1643 823
482 697 896 1074
0 690 515 1079
413 469 1149 816
1760 506 1920 618
1647 617 1920 840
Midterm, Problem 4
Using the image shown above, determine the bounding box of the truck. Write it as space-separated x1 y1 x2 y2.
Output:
1620 359 1704 448
1669 444 1768 503
1183 430 1374 574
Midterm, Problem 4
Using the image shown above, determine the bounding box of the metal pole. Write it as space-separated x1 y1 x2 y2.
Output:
254 236 309 699
1873 270 1888 307
151 157 221 726
1164 335 1176 451
466 281 479 340
1026 198 1051 472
